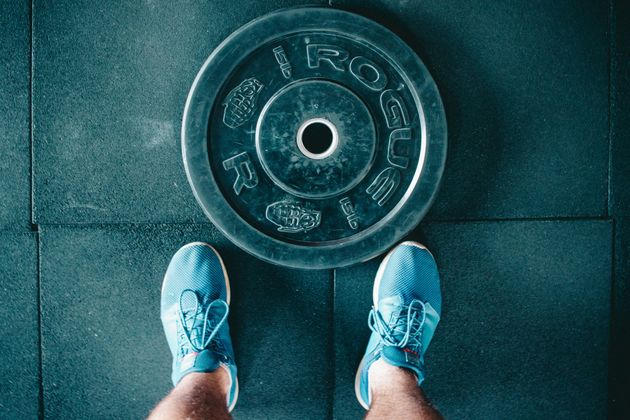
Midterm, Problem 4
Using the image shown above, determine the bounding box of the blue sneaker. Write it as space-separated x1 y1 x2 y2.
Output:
355 241 442 409
160 242 238 411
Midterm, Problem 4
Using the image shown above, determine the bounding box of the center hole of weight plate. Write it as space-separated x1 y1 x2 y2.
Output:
296 118 339 160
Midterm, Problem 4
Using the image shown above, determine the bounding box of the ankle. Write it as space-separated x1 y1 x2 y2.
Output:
368 358 418 396
179 368 230 400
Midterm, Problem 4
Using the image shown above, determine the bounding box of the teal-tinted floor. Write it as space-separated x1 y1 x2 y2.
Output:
1 0 628 419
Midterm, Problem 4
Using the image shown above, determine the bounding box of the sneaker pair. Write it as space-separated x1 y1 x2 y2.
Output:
160 241 441 412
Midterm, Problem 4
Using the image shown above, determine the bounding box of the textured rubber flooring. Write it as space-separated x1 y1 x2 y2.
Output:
0 0 627 418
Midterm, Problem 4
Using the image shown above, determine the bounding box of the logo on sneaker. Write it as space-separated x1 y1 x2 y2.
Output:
180 352 198 371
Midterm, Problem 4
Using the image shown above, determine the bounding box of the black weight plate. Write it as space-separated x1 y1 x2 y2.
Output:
182 6 447 269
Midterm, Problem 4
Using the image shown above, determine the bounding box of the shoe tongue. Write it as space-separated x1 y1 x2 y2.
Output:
379 295 404 312
381 346 425 385
180 349 220 376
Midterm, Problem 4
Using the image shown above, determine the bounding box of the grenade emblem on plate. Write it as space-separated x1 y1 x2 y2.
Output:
222 77 264 129
265 201 321 233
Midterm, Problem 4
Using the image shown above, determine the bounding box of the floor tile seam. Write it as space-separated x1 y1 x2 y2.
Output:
425 216 612 224
34 222 215 229
35 229 44 420
0 226 38 234
607 0 616 217
328 268 336 419
609 214 630 220
32 216 613 229
29 0 35 227
607 215 617 414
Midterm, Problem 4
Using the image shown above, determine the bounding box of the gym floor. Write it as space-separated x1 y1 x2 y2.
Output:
1 1 628 419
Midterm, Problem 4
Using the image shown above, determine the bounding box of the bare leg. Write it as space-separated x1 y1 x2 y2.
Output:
148 369 231 420
365 359 442 420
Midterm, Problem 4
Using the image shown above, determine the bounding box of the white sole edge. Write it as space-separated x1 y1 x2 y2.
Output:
221 363 239 412
354 357 370 410
229 377 239 412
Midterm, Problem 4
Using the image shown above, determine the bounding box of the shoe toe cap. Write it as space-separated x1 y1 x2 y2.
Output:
379 242 442 315
163 243 228 302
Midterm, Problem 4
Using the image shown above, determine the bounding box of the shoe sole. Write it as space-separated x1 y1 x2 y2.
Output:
354 241 431 410
161 241 239 411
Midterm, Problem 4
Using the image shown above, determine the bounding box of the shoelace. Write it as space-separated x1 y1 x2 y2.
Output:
178 289 229 353
369 299 427 351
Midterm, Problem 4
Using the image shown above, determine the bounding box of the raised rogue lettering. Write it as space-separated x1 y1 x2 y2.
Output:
380 89 410 128
387 128 412 169
349 56 388 91
222 152 258 195
366 167 400 206
273 45 292 79
339 197 359 229
307 44 349 71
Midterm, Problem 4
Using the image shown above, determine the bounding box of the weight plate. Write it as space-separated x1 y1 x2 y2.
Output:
182 6 447 269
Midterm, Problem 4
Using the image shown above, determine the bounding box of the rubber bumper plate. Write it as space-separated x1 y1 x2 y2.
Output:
182 6 447 269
